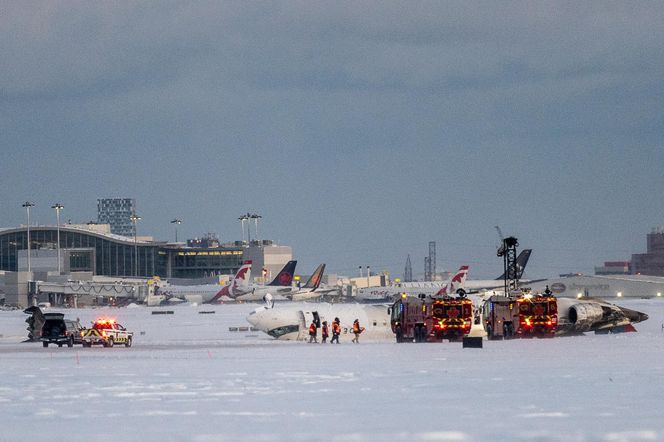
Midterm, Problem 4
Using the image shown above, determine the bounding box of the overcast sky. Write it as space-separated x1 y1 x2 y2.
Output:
1 1 663 279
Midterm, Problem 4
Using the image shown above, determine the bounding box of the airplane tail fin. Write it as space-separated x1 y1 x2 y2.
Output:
229 260 252 297
495 249 532 280
435 265 469 297
209 260 252 303
268 260 297 287
302 264 325 290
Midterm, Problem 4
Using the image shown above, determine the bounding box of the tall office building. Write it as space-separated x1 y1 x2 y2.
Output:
631 228 664 276
97 198 136 237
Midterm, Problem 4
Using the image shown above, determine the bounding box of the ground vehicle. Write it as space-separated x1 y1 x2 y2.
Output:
481 293 557 339
390 294 473 342
81 318 133 347
40 313 84 348
516 293 557 337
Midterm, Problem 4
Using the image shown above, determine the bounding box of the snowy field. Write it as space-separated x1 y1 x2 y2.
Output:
1 299 664 442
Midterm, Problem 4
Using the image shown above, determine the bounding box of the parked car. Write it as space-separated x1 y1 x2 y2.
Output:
40 313 84 348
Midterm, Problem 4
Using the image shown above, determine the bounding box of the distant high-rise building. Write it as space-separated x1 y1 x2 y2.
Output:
97 198 136 237
404 254 413 282
631 227 664 276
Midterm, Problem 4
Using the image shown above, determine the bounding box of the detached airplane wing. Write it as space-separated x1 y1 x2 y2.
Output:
556 297 648 335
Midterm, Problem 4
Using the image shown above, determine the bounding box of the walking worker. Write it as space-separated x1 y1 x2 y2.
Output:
351 319 364 343
308 320 318 343
321 321 329 343
330 317 341 344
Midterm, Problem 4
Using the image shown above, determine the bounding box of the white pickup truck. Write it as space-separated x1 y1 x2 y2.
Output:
81 319 133 348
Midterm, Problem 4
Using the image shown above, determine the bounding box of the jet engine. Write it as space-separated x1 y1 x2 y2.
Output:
566 302 605 332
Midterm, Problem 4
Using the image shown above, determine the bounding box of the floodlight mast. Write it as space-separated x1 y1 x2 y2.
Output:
51 203 64 273
22 202 35 273
498 236 519 294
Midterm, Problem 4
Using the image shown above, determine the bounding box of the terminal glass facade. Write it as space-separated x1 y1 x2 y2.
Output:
0 228 244 278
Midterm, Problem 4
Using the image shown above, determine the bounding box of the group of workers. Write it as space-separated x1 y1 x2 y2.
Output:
308 318 364 343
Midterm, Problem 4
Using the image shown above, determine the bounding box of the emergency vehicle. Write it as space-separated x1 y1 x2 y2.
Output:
81 318 133 347
481 292 557 339
516 293 557 337
390 294 474 342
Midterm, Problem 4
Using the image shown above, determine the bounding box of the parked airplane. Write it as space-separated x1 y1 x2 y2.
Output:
156 261 252 304
289 264 330 301
356 265 469 302
231 260 298 302
461 249 535 292
355 250 532 302
497 249 532 281
247 295 648 340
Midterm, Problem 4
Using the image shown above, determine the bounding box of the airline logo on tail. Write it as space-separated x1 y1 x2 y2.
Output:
229 261 252 296
302 264 325 291
496 249 532 280
209 260 252 303
436 265 469 297
268 260 297 287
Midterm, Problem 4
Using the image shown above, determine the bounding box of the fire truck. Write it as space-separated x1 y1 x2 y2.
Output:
481 292 557 339
390 294 473 342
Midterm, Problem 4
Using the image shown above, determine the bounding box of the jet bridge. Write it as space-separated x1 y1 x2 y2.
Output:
35 280 153 306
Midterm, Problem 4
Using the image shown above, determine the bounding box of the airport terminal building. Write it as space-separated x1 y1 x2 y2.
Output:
0 224 247 278
0 223 292 307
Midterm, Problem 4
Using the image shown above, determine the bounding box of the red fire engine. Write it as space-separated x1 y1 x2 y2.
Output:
482 292 557 339
390 294 474 342
516 294 557 337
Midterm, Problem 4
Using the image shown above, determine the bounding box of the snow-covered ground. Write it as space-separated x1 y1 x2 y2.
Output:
1 299 663 441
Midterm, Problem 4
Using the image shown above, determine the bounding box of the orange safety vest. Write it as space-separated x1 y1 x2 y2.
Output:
353 322 361 333
332 322 340 334
309 323 317 334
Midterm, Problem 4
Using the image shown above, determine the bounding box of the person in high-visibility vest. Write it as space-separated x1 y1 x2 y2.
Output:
308 321 318 343
351 319 364 343
330 318 341 344
321 321 329 344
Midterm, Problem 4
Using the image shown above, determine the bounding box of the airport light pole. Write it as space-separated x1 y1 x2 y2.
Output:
366 265 370 287
171 218 182 242
250 213 262 242
130 214 141 277
22 201 35 273
238 214 250 243
51 203 64 274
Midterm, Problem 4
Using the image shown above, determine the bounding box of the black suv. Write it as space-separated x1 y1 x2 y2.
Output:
40 313 84 348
